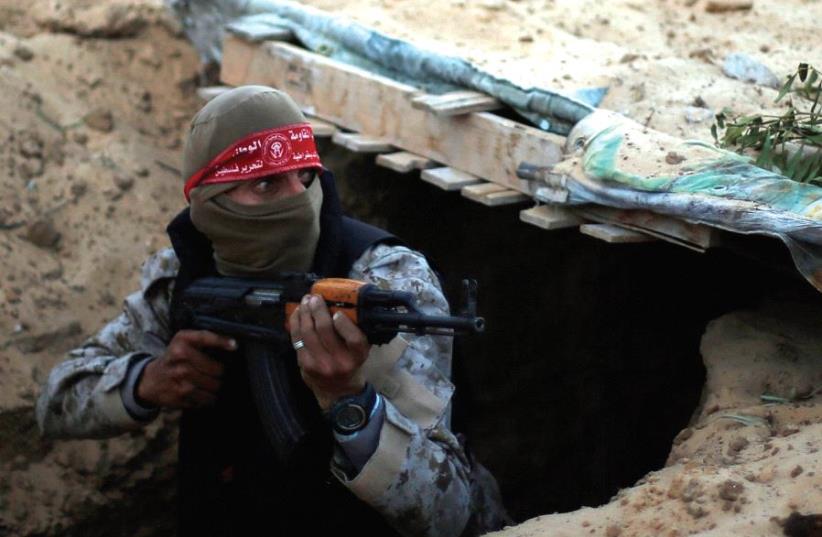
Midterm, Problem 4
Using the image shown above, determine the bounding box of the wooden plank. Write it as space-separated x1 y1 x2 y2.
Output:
421 167 482 191
331 132 394 153
411 91 501 116
462 182 530 206
579 223 657 244
220 35 258 89
376 151 435 173
520 205 584 230
308 117 337 137
575 206 719 252
221 37 563 193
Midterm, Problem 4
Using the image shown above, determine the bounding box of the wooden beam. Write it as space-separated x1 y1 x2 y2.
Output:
220 36 563 193
520 205 584 230
462 182 529 206
575 206 718 252
411 91 501 116
579 223 657 244
421 167 483 191
376 151 435 173
308 117 337 137
331 132 394 153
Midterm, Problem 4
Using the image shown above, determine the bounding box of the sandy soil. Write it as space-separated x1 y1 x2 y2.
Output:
0 0 819 535
0 1 201 534
299 0 821 141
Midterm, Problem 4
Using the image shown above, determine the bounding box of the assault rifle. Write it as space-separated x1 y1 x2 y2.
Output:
173 274 484 463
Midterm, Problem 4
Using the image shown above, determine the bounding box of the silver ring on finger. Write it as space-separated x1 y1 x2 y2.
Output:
293 339 306 351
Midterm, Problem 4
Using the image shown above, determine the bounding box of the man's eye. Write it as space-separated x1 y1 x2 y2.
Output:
253 179 275 193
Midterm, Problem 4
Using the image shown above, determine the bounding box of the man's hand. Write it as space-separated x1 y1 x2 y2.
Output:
289 294 371 410
136 330 236 409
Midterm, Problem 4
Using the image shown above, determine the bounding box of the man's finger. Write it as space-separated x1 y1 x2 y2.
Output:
308 295 345 355
181 330 237 352
186 348 225 378
289 306 302 342
181 365 221 393
299 295 327 357
332 311 370 356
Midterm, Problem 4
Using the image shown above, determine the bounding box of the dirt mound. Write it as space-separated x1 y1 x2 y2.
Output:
0 0 200 534
490 302 821 537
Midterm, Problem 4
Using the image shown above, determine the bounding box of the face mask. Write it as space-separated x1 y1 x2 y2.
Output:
189 178 323 277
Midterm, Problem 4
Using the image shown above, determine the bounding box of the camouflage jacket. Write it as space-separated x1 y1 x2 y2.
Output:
37 244 482 537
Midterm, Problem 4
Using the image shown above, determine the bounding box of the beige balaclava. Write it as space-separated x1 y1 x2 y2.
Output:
182 86 323 277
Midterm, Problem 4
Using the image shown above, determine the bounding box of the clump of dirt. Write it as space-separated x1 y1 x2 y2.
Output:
0 0 201 534
489 301 821 537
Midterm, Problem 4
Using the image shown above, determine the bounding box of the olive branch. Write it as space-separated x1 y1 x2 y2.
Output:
712 63 822 185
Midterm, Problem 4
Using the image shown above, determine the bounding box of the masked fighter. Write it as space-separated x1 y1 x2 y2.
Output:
37 86 507 537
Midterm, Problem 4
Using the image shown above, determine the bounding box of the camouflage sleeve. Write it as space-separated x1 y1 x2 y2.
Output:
36 248 180 439
337 243 473 537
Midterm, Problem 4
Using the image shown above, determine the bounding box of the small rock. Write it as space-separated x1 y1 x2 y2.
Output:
71 131 89 145
136 90 152 113
722 53 781 89
728 436 750 453
620 53 641 63
665 152 686 165
673 427 694 445
24 218 61 249
18 158 44 179
113 173 134 192
685 106 714 123
790 465 803 478
84 108 114 132
518 34 534 43
134 166 150 177
70 181 88 199
13 43 34 61
705 0 753 13
692 96 709 108
18 131 43 158
481 0 506 10
718 480 744 501
686 504 708 518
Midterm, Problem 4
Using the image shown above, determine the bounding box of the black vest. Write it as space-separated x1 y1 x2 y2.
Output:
167 171 403 537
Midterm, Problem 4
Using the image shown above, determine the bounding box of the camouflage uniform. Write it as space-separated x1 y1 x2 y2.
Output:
37 243 506 537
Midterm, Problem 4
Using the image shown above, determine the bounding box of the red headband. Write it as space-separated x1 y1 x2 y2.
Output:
183 122 323 201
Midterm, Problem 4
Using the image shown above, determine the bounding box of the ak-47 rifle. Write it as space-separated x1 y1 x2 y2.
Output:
173 274 484 463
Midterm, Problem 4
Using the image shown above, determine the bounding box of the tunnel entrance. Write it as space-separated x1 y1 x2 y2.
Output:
324 143 819 522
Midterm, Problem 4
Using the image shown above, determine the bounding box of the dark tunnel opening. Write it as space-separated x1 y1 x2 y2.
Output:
324 143 820 522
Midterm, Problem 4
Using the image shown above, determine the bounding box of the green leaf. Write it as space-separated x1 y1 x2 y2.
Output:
777 74 797 102
798 63 809 82
757 137 774 170
806 70 819 93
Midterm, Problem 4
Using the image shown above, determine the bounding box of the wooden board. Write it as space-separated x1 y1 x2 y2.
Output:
221 36 563 193
331 132 394 152
462 182 529 206
308 117 337 137
579 223 656 244
421 167 482 191
376 151 435 173
575 206 718 252
520 205 584 230
411 91 501 116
